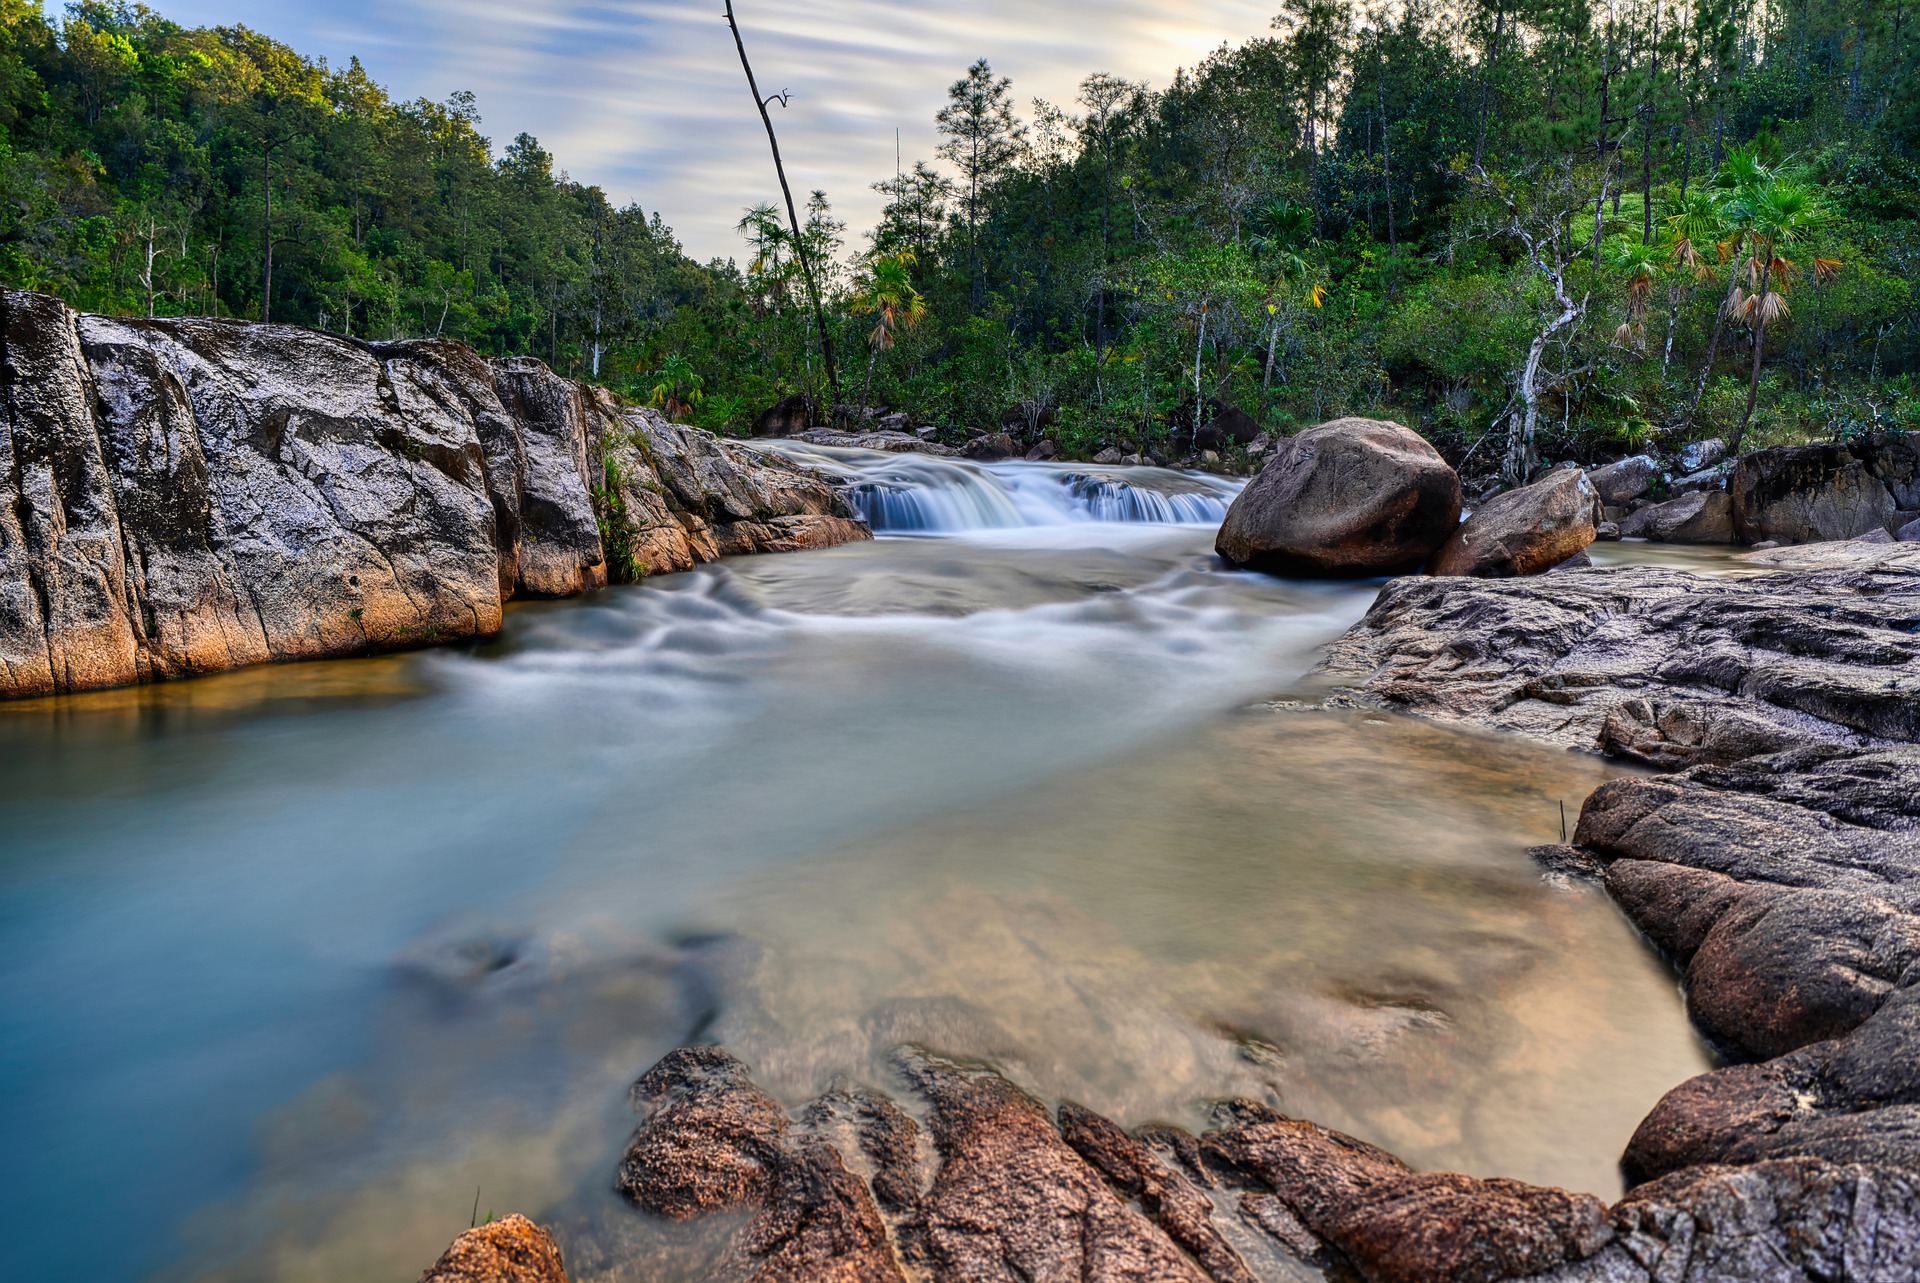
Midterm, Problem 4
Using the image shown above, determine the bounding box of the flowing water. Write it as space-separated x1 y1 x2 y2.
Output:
0 450 1719 1282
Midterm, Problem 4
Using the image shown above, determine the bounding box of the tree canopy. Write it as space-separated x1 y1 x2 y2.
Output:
5 0 1919 467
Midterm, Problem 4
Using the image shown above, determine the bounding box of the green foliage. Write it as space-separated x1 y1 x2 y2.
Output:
5 0 1918 464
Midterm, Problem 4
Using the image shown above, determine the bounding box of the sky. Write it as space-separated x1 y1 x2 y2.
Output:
149 0 1291 262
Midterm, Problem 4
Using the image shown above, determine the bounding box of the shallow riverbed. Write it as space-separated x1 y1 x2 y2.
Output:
0 454 1717 1281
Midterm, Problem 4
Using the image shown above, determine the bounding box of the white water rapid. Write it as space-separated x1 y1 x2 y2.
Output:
755 440 1242 531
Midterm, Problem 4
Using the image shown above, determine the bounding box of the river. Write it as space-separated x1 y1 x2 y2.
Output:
0 448 1720 1282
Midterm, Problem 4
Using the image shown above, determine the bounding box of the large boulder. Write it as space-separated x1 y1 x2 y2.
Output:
1618 490 1736 543
1428 468 1599 577
751 393 815 437
1589 454 1662 506
1731 435 1920 545
1216 418 1462 577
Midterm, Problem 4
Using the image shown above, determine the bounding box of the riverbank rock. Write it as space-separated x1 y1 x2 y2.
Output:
1319 551 1920 762
1311 553 1920 1279
601 1042 1640 1283
1427 468 1599 577
752 393 815 437
1731 434 1920 545
788 428 960 457
418 1215 570 1283
1678 438 1728 473
0 289 869 700
1616 490 1735 543
1588 454 1660 506
1217 418 1462 577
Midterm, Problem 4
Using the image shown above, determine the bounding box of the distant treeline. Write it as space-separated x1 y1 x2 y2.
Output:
5 1 1920 469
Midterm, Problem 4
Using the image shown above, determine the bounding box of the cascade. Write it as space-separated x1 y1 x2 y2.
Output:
753 441 1241 533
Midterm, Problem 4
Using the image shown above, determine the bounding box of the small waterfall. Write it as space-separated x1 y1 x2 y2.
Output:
753 441 1241 534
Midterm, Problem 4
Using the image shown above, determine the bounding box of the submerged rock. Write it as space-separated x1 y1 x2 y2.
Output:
0 289 869 699
1216 418 1462 578
1427 468 1599 577
418 1215 570 1283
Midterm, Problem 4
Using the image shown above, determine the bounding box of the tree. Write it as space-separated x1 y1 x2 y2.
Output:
648 353 705 420
849 251 928 414
722 0 839 404
1272 0 1347 227
1724 176 1838 449
936 58 1025 302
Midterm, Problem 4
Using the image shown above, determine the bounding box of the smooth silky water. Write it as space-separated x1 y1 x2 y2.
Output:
0 450 1722 1282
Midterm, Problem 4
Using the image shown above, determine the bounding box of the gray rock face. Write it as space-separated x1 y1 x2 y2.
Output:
1731 434 1920 545
1678 438 1728 474
1216 417 1462 577
0 290 869 699
1428 468 1599 577
1319 557 1920 763
1616 490 1735 543
1588 455 1662 506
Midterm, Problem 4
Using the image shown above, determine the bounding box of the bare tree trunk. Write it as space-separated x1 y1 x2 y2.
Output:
262 149 273 323
1193 304 1207 424
724 1 840 405
1733 258 1772 450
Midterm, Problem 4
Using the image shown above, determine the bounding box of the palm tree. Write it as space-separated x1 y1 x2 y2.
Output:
1681 148 1771 429
848 251 928 418
1723 176 1837 450
648 354 705 421
1603 234 1662 352
1659 188 1722 379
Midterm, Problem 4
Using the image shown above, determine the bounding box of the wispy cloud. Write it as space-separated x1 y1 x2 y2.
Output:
158 0 1285 259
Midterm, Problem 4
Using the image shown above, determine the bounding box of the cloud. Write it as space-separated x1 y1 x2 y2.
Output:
155 0 1286 260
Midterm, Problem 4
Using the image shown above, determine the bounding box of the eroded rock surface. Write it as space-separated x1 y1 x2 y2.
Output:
418 1214 571 1283
0 289 868 698
1319 552 1920 764
1732 434 1920 545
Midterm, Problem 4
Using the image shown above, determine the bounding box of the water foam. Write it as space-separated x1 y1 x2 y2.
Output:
752 440 1241 533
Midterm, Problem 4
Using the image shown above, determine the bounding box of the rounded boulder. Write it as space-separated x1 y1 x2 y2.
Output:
1215 418 1462 577
1428 468 1600 577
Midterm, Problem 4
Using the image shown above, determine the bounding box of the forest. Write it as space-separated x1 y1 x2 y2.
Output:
3 0 1918 476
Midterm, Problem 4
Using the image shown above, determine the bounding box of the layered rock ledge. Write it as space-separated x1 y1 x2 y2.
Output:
0 289 867 699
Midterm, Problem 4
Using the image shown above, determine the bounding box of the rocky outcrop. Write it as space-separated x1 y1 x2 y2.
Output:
1319 544 1920 765
788 428 960 457
1731 434 1920 545
418 1215 570 1283
607 1044 1629 1283
1310 548 1920 1279
1216 418 1462 577
752 393 816 437
0 290 868 699
1428 467 1599 577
